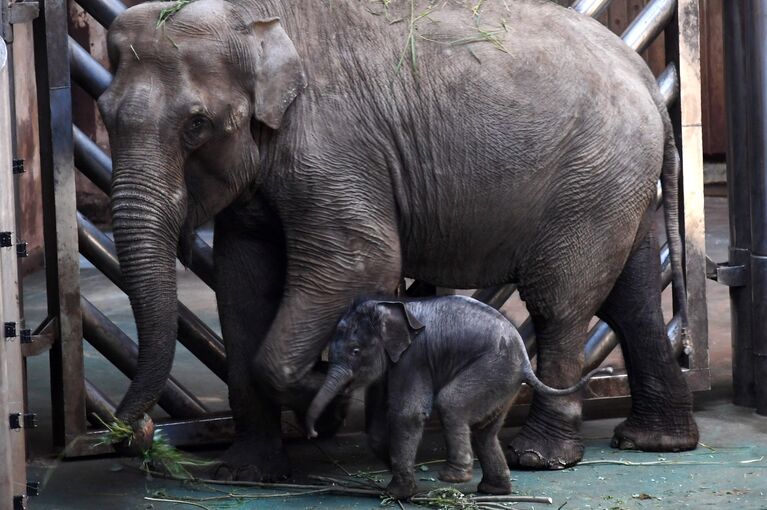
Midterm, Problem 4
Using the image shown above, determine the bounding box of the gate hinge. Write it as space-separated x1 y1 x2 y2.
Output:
16 240 27 258
0 232 11 248
4 322 16 339
2 1 40 43
25 481 40 497
12 158 24 174
9 412 37 429
12 495 27 510
706 256 747 287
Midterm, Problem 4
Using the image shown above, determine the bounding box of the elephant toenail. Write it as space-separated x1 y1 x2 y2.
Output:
620 439 636 450
550 458 567 470
610 436 621 448
519 450 544 466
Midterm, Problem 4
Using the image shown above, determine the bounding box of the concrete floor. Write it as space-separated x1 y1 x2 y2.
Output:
20 196 767 509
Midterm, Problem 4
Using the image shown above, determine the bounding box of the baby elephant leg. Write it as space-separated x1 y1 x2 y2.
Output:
386 374 433 500
436 362 515 492
387 410 427 499
436 386 474 482
473 409 512 494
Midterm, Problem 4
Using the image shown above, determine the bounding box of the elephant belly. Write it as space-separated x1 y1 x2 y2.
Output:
399 211 528 289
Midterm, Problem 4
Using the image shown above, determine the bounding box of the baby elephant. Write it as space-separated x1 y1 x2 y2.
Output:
306 295 611 499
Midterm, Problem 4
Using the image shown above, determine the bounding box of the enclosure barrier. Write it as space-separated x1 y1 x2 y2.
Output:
20 0 708 457
1 34 29 510
722 1 767 416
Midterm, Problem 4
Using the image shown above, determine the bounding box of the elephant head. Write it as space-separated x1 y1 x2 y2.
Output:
97 0 306 423
305 300 424 438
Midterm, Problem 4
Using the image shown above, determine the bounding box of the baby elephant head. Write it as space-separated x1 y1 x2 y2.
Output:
305 300 425 438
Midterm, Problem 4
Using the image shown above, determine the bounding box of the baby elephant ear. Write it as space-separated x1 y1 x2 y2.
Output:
250 18 307 129
376 302 425 363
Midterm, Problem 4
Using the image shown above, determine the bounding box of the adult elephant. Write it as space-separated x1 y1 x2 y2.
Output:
99 0 698 480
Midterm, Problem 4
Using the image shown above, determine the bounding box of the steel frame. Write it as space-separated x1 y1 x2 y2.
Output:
22 0 709 457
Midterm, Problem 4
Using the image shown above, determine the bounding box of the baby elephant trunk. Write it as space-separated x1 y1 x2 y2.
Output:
305 365 354 438
523 364 614 396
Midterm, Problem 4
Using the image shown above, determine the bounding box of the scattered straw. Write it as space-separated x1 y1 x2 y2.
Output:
157 0 194 27
96 416 213 478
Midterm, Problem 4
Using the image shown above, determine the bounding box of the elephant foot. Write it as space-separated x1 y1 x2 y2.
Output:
506 429 583 470
477 476 512 495
212 441 291 482
386 476 417 500
438 464 473 483
611 412 699 452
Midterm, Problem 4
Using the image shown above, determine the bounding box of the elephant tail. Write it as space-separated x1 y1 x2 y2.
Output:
508 330 613 396
521 360 613 397
660 122 691 344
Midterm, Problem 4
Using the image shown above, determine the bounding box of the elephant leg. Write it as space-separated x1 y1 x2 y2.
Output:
213 218 289 482
435 363 511 484
597 229 698 452
473 411 512 495
506 316 590 470
366 379 391 464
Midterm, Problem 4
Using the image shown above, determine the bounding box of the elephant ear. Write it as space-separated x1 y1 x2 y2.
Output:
250 18 306 129
376 302 425 363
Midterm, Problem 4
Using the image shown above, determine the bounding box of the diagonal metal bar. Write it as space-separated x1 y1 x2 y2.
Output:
84 378 117 426
81 296 209 418
571 0 614 18
658 63 680 107
68 36 110 99
621 0 677 55
77 212 228 382
75 0 125 29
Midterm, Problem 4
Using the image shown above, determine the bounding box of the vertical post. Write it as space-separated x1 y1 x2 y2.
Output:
748 2 767 416
723 0 756 407
668 0 709 372
33 0 86 445
0 38 16 510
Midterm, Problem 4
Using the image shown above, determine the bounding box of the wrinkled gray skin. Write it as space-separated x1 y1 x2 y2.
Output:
306 296 613 499
100 0 698 481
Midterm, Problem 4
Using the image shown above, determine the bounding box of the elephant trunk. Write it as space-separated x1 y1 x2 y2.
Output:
111 154 187 424
305 365 354 438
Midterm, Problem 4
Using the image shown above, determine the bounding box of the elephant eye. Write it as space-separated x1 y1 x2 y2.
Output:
351 348 360 356
183 115 213 148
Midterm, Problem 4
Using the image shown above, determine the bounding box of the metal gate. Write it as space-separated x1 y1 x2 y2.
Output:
17 0 709 459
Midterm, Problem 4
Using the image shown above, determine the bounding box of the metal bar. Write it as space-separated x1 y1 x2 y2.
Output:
73 125 111 193
748 1 767 416
621 0 677 55
74 0 125 29
658 63 680 107
76 212 228 382
72 126 217 288
33 0 87 447
571 0 614 18
68 36 110 99
723 0 756 407
81 297 209 418
84 378 116 426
